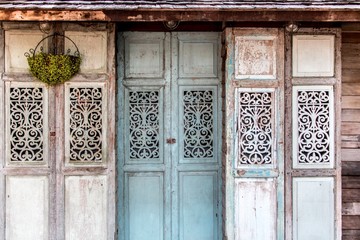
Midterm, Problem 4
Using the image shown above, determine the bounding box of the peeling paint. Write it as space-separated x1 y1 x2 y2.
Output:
127 14 143 20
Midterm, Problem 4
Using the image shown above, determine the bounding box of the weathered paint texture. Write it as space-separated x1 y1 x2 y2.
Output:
224 28 285 240
0 22 116 240
117 31 222 240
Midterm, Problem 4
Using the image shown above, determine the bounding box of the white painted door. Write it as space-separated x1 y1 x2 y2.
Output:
288 30 341 240
117 32 222 240
224 27 341 240
227 28 285 240
0 23 116 240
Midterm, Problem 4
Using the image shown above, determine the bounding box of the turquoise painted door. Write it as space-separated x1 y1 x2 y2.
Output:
117 32 221 240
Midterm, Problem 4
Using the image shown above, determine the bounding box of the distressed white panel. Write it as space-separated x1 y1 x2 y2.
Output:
5 30 47 72
65 31 107 73
235 35 277 80
64 82 107 166
179 40 217 78
234 178 277 240
65 175 107 240
293 35 335 77
236 88 276 168
126 173 164 240
125 33 164 78
292 86 334 169
293 177 334 240
6 176 49 240
179 172 218 240
5 81 49 167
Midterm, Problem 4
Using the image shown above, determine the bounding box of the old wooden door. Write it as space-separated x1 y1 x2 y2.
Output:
117 32 222 240
223 28 341 240
0 23 116 240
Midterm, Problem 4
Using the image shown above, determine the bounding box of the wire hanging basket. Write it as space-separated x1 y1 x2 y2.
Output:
25 33 82 85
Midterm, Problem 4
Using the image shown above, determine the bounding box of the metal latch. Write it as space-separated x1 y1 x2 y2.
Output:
166 138 176 144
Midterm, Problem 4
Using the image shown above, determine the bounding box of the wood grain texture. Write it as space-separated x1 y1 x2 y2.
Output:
342 96 360 109
343 176 360 188
343 189 360 203
342 230 360 240
342 109 360 122
341 30 360 233
342 202 360 215
342 161 360 176
342 149 360 162
342 69 360 83
343 216 360 230
339 26 360 239
342 83 360 96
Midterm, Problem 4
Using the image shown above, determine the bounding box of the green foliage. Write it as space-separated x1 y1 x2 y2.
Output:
27 52 81 85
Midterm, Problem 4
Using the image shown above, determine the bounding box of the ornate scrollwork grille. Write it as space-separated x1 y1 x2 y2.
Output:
183 90 214 159
9 87 45 162
295 89 331 164
237 91 273 166
128 91 160 160
69 87 103 162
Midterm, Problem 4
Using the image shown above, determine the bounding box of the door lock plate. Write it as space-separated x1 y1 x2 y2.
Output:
166 138 176 144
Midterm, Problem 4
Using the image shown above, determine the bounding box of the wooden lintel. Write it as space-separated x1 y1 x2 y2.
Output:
106 10 360 22
0 10 360 22
0 10 110 21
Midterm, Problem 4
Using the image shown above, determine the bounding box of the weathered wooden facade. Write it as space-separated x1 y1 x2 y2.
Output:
0 1 359 240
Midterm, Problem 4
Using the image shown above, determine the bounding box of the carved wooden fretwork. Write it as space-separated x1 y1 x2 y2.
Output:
129 90 160 160
183 90 214 159
295 88 333 165
237 91 274 166
9 87 45 162
69 87 103 162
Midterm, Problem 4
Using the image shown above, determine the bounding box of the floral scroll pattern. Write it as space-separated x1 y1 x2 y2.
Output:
237 91 273 165
9 87 44 162
129 91 160 160
296 90 331 164
183 90 214 159
69 87 103 162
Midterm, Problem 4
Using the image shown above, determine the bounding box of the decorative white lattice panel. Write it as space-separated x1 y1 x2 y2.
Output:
125 88 164 164
235 35 277 80
5 82 49 166
236 89 276 168
292 35 335 77
292 86 334 169
179 86 217 163
65 82 107 166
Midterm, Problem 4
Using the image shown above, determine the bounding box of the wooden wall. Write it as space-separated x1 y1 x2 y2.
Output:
341 27 360 240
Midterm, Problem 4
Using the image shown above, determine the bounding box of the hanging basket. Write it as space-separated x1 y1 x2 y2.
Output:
25 33 81 85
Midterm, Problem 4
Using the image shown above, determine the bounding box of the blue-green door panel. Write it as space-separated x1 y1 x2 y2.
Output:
179 172 218 240
126 173 164 240
117 31 222 240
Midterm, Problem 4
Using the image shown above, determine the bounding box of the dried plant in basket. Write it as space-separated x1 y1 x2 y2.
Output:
25 33 81 85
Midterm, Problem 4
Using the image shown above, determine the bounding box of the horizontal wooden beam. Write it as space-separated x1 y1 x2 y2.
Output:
0 10 110 21
0 10 360 22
